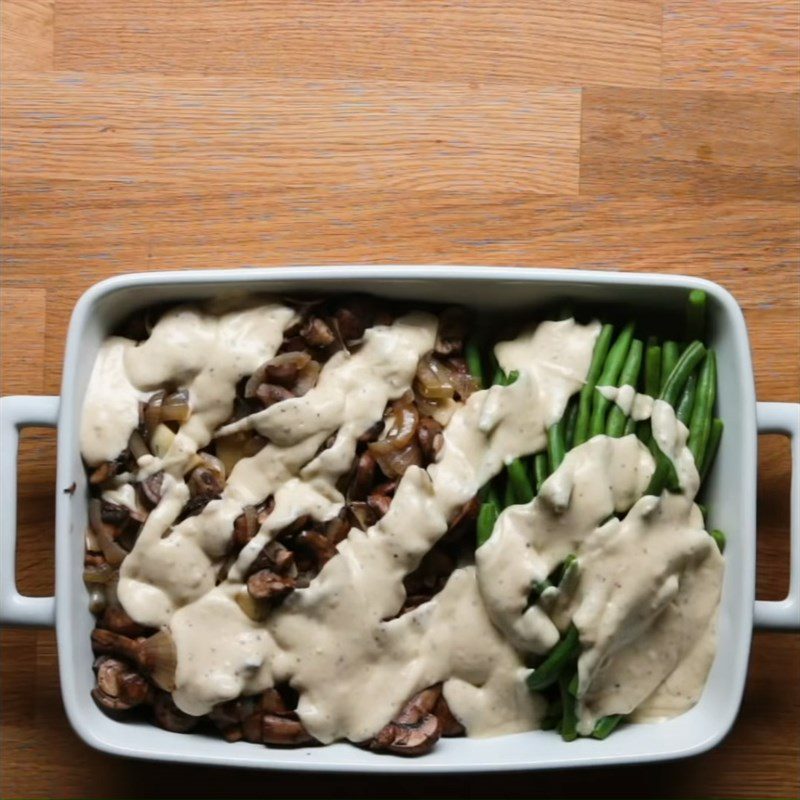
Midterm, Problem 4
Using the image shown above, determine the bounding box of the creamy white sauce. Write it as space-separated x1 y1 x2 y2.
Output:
477 390 723 736
81 303 723 746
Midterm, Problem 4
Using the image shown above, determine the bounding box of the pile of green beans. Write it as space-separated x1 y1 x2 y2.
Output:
469 289 726 740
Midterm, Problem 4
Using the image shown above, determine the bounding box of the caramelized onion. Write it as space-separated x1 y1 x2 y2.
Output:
143 390 165 434
369 401 419 457
89 499 128 567
128 429 150 461
374 440 423 480
415 355 455 401
161 388 191 423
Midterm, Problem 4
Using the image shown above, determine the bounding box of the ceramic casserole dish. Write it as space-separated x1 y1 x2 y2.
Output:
1 266 798 773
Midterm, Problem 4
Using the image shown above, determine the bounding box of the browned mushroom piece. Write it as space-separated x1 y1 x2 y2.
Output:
348 450 377 501
416 415 444 462
260 688 293 717
138 471 164 509
247 569 295 602
347 501 378 531
300 317 335 348
248 540 295 577
332 297 375 343
324 512 351 546
293 530 336 568
366 492 392 519
187 465 225 498
262 714 316 746
433 694 466 737
367 714 442 756
100 604 150 638
434 307 467 356
395 685 442 723
92 656 153 711
256 383 295 408
153 691 199 733
91 628 177 691
441 495 480 543
363 685 444 755
89 460 121 486
265 352 312 387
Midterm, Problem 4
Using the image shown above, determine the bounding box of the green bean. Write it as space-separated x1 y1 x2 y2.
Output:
568 672 579 697
637 340 662 443
465 339 484 388
563 399 579 451
503 479 515 509
573 324 615 446
492 363 505 387
507 458 535 505
526 624 580 692
660 341 679 393
529 578 553 605
592 715 623 740
676 371 698 426
644 339 662 397
606 338 644 437
624 416 637 436
540 699 563 731
558 554 579 588
534 452 549 493
660 341 706 407
476 502 499 546
589 322 635 438
687 289 707 342
559 673 578 742
700 418 724 484
710 529 726 553
688 351 717 468
548 420 567 473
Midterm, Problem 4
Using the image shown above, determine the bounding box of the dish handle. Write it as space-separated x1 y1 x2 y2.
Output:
754 402 800 631
0 395 59 627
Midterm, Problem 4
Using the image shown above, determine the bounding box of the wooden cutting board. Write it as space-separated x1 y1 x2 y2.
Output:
1 1 797 797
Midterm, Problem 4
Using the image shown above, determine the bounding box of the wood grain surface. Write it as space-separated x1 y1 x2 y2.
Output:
1 1 798 798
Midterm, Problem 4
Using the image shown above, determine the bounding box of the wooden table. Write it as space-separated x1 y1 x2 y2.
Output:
1 2 798 797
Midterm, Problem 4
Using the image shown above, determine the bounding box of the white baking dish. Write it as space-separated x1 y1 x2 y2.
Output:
1 266 798 773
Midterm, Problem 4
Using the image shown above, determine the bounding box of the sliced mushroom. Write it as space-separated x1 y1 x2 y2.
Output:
256 383 295 408
89 460 121 486
300 317 335 348
293 530 336 567
138 471 164 509
366 492 391 519
100 604 149 638
348 450 376 501
262 714 316 746
160 389 191 423
433 694 466 737
91 628 176 691
367 713 441 756
247 569 295 602
416 416 444 462
94 657 153 710
153 691 199 733
434 307 467 356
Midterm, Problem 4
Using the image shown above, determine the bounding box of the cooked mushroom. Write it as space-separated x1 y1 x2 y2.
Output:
433 694 465 737
91 628 177 691
416 415 444 462
348 451 376 501
300 317 335 348
93 656 153 711
138 471 164 509
153 691 199 733
367 714 441 756
434 307 467 356
261 714 316 746
256 383 295 408
365 686 444 755
247 569 295 602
